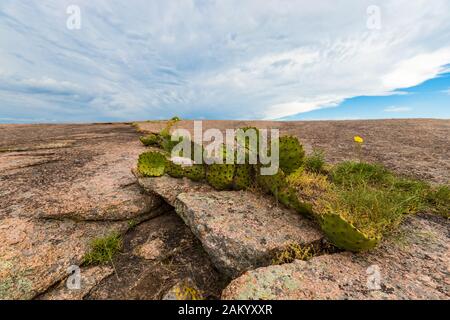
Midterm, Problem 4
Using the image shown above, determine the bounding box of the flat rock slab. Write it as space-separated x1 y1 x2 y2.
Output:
222 214 450 299
136 174 323 277
0 123 161 221
135 173 214 205
0 124 168 299
175 192 323 277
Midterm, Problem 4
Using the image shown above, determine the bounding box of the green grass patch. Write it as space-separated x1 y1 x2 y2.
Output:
426 185 450 218
324 161 442 237
330 161 393 187
127 219 138 229
289 161 447 243
84 233 122 265
304 149 326 174
324 183 419 237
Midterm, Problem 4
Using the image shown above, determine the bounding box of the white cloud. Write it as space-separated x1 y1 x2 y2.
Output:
263 98 343 120
383 106 412 113
382 49 450 89
0 0 450 121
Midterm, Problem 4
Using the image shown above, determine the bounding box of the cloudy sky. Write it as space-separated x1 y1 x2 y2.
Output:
1 0 450 123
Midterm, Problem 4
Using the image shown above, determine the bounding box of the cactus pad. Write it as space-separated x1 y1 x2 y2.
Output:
275 186 313 216
189 141 205 162
165 160 185 178
137 151 166 177
256 167 288 194
160 135 182 153
233 164 254 190
182 164 206 181
206 163 235 190
235 126 260 158
320 213 380 252
278 136 305 175
166 158 205 181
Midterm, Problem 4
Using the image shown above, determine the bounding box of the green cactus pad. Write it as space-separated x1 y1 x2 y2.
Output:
182 164 205 181
204 144 235 190
158 117 183 152
139 133 160 146
137 151 166 177
235 127 260 158
189 141 205 162
159 135 182 153
233 164 254 190
320 213 380 252
256 167 288 194
166 160 205 181
275 186 314 216
278 136 305 175
165 160 185 178
206 163 235 190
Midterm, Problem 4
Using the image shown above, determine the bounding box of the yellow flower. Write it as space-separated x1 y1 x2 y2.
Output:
354 135 364 144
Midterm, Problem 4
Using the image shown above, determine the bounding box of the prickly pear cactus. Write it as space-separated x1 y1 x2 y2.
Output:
188 141 205 162
166 158 205 181
278 136 305 175
159 135 182 153
134 127 389 252
233 164 254 190
204 144 235 190
256 167 288 195
158 117 182 152
183 164 205 181
206 163 235 190
165 160 185 178
137 151 166 177
275 186 313 216
139 133 160 146
235 126 260 158
320 213 380 252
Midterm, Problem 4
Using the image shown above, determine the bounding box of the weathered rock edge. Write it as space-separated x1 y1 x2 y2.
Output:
221 214 450 299
135 172 324 277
